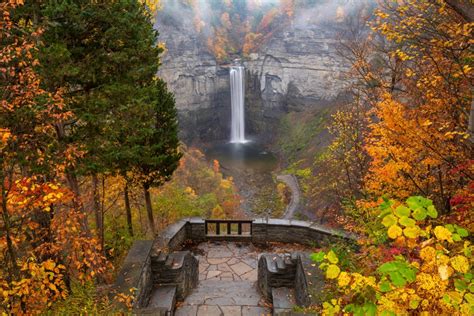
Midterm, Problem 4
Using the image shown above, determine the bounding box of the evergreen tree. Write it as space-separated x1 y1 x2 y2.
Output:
131 79 182 235
17 0 182 238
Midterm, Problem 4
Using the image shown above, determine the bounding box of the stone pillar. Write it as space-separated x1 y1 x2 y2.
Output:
252 218 268 246
188 217 206 243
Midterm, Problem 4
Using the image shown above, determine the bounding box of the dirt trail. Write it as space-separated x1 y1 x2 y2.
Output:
276 174 301 219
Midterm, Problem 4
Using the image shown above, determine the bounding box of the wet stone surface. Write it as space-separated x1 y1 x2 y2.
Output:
175 242 271 316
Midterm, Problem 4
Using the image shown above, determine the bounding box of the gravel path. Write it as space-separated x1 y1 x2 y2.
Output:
276 174 301 219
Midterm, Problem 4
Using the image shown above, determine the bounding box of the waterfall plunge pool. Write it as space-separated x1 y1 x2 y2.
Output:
205 141 277 173
204 141 281 217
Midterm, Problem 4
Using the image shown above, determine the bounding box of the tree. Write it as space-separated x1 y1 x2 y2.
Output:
364 0 473 212
133 79 182 236
1 2 106 313
23 0 164 244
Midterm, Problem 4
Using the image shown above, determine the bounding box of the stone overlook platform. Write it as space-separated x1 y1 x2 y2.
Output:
112 218 356 315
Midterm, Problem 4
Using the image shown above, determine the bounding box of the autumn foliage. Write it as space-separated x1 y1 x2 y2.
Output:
179 0 297 62
306 1 473 314
1 1 107 314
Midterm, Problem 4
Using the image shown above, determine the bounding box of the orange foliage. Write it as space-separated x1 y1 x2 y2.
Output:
364 1 473 211
1 2 108 314
183 0 297 61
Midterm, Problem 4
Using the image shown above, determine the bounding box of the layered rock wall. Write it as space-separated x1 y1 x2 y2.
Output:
156 7 350 142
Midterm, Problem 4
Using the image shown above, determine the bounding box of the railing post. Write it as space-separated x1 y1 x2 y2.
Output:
238 222 242 235
216 222 220 235
205 221 208 235
227 222 231 235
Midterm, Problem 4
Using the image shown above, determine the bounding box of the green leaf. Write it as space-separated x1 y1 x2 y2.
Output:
456 227 469 237
465 273 473 281
443 294 451 304
363 303 376 316
445 224 455 232
380 198 395 211
453 233 462 242
382 214 398 227
389 271 406 287
412 207 427 221
409 299 420 309
426 205 438 218
395 205 410 218
380 311 396 316
310 251 325 262
399 216 416 227
326 250 339 264
378 262 397 274
406 196 422 209
399 266 416 282
379 281 392 292
454 279 468 291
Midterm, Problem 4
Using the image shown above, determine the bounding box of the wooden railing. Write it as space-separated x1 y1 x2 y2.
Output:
205 219 253 239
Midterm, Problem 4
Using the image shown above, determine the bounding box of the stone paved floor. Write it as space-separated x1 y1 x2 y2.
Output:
175 242 271 316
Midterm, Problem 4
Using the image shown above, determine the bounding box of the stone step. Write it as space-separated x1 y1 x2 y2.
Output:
272 287 296 316
263 254 296 273
184 280 262 306
142 285 177 316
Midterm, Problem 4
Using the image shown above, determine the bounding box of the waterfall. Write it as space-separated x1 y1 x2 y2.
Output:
230 65 246 143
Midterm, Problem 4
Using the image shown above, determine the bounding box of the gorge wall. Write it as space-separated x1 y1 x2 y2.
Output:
156 2 355 143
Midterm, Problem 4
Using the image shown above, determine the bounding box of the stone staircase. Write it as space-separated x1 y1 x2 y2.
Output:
137 251 198 315
258 253 299 315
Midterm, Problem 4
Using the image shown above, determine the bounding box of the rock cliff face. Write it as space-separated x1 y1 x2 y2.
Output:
156 9 350 143
156 7 231 142
244 25 350 140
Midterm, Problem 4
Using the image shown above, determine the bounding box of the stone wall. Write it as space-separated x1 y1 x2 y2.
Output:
295 253 325 307
111 240 154 309
114 217 355 311
257 252 325 308
151 251 198 300
251 218 356 247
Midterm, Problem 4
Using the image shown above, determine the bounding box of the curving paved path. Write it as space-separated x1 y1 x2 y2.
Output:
276 174 301 219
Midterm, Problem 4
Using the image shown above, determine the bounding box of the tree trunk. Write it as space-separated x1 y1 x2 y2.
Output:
124 182 134 236
92 174 103 250
66 170 90 233
143 184 155 236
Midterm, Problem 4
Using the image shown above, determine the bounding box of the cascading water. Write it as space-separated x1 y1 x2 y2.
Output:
230 65 246 143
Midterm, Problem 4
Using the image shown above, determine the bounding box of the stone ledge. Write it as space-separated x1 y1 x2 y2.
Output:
111 240 154 309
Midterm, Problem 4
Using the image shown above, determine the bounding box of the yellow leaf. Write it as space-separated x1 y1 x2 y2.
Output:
433 226 452 242
450 255 470 273
420 246 436 262
337 271 351 287
326 264 341 279
388 225 403 239
326 250 339 264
